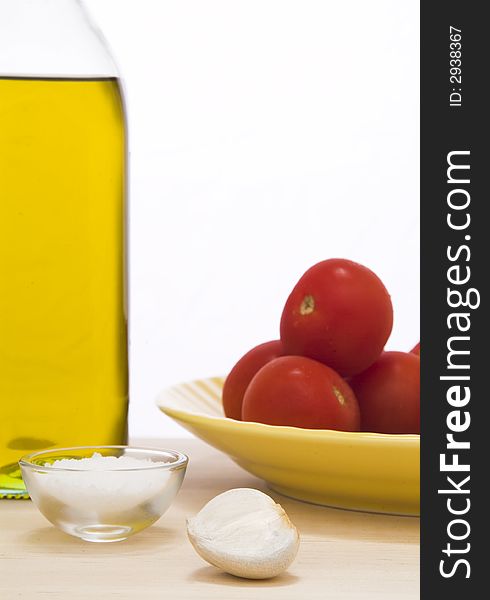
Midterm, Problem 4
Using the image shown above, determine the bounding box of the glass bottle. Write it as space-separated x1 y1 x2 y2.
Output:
0 0 128 497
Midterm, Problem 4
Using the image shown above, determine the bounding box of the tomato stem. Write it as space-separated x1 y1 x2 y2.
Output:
300 295 315 315
333 386 346 406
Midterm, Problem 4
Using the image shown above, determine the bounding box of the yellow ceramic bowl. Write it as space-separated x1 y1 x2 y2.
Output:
156 377 420 516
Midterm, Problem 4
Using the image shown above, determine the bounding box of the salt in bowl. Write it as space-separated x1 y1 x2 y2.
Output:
19 445 188 542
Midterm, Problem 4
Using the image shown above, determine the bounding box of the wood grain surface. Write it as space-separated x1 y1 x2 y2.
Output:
0 438 419 599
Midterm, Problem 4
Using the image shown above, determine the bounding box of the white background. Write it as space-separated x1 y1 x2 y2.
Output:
84 0 420 438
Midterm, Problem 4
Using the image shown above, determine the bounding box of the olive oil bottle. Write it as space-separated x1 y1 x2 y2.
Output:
0 3 128 498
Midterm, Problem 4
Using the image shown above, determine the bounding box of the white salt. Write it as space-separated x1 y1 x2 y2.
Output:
36 452 173 513
45 452 159 470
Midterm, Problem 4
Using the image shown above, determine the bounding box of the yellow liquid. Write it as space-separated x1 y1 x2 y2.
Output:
0 77 128 497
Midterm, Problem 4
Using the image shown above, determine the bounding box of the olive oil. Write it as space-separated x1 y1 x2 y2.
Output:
0 77 128 497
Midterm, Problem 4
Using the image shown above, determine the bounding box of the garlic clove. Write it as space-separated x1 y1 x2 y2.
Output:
186 488 300 579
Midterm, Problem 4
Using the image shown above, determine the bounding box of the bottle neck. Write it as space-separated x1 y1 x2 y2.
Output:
0 0 118 78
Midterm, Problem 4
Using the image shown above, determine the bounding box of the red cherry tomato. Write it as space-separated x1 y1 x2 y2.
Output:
349 351 420 434
242 356 360 431
411 342 420 356
280 259 393 376
222 340 283 420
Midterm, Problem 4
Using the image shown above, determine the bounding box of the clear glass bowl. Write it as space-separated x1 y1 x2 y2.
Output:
19 446 188 542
